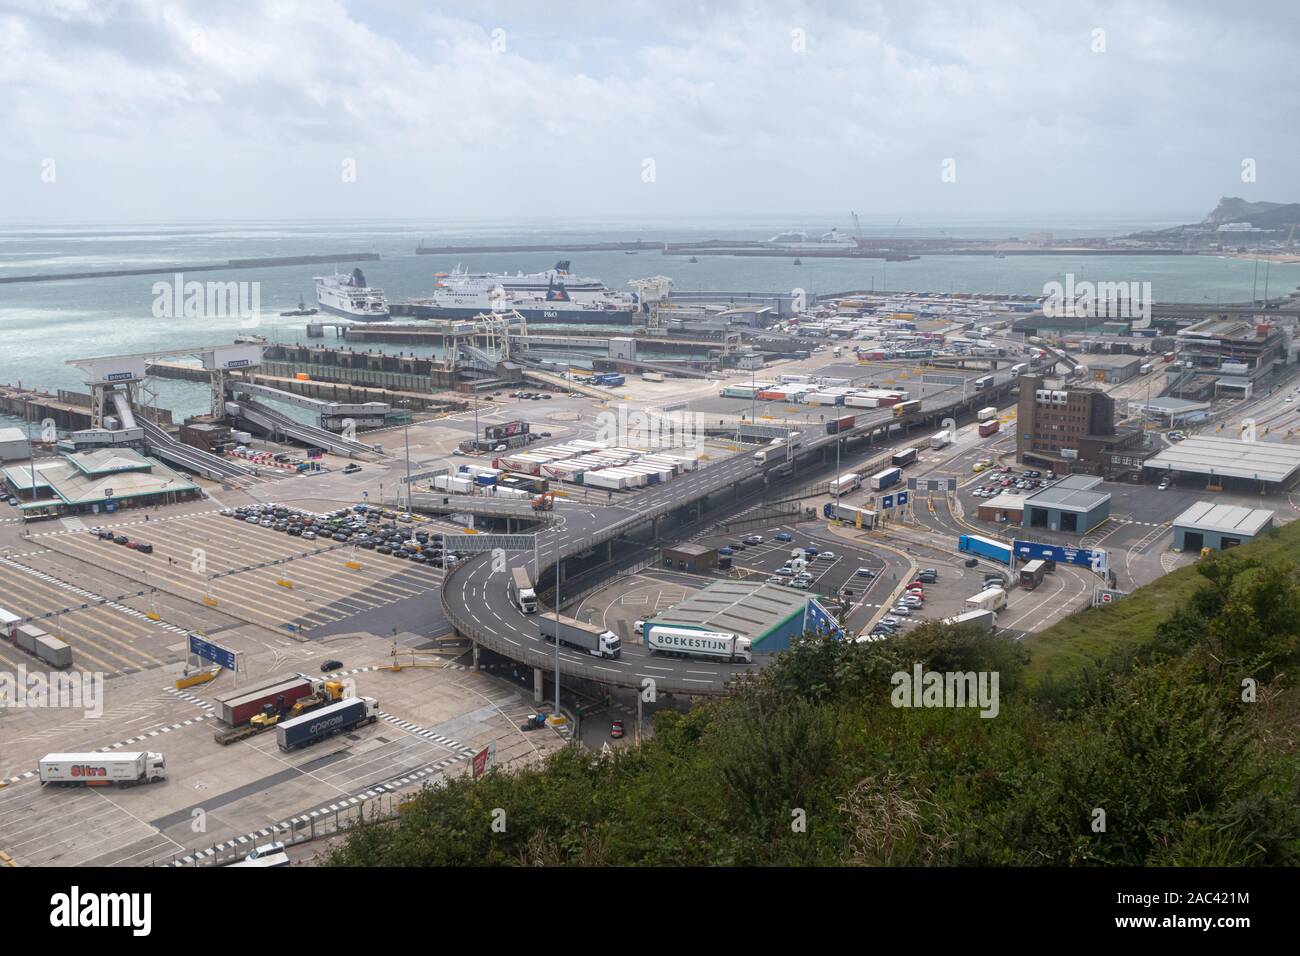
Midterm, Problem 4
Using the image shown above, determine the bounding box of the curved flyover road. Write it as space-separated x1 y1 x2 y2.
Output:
428 370 1020 696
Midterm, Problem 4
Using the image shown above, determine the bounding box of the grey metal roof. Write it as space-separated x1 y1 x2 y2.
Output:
1173 501 1274 537
1023 474 1110 513
1145 436 1300 483
648 580 807 640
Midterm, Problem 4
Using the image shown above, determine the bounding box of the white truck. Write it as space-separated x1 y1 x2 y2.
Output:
509 567 538 614
929 430 952 450
641 371 665 383
540 612 621 659
39 751 167 788
827 473 861 497
941 609 997 633
646 626 752 664
977 406 997 421
965 587 1007 613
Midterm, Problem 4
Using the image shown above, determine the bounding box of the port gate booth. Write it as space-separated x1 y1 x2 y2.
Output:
663 543 718 573
1020 475 1111 535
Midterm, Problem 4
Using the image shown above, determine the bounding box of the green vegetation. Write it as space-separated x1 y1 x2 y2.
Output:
329 533 1300 867
1025 521 1300 686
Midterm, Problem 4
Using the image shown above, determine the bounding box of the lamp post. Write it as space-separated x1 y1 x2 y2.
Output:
400 401 412 510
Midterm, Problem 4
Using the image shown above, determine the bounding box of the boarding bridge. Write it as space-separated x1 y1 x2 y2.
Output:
458 343 503 374
518 365 614 400
139 419 254 481
235 399 380 458
229 382 389 420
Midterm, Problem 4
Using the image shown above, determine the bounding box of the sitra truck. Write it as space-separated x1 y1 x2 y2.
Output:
509 567 538 613
539 612 621 659
646 625 752 664
39 751 167 788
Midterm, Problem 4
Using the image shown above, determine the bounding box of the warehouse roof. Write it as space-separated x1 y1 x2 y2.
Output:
981 492 1028 512
1023 474 1109 513
1145 436 1300 484
1173 502 1274 537
648 580 807 641
1079 353 1143 368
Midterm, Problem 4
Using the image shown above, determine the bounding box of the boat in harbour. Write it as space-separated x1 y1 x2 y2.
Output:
314 268 390 320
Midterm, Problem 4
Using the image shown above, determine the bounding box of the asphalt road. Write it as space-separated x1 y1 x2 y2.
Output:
425 366 1025 695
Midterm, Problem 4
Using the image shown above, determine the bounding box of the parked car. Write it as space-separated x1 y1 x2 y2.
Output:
773 531 792 542
610 720 625 739
855 567 876 578
889 605 912 616
816 551 835 560
113 535 129 545
320 659 343 672
743 534 764 545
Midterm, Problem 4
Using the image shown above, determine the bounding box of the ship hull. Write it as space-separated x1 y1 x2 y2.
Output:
318 301 391 321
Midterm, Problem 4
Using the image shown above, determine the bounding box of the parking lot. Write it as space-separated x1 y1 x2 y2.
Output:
31 507 450 636
0 632 568 867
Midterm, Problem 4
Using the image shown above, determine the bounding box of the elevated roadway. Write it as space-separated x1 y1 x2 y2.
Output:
434 370 1020 696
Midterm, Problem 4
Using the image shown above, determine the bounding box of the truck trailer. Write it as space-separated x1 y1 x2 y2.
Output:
929 430 952 450
509 567 538 613
645 626 752 664
892 399 922 417
39 751 167 787
966 586 1007 612
958 534 1013 564
869 467 902 491
823 502 877 528
977 405 997 420
214 674 322 728
978 419 1000 438
276 696 379 751
825 414 856 435
539 612 621 659
891 447 919 468
828 473 861 497
213 679 343 745
940 609 997 633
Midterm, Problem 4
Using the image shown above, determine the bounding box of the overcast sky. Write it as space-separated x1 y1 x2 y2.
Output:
2 0 1296 224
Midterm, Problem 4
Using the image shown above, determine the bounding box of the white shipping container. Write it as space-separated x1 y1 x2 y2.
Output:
977 406 997 420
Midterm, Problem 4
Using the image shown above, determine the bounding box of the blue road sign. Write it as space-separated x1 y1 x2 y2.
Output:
804 598 845 640
898 491 909 506
882 495 894 509
1012 539 1107 571
188 634 236 670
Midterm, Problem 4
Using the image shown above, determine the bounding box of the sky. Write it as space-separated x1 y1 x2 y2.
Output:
1 0 1297 224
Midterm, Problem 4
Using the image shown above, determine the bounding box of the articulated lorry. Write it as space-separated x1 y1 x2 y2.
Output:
39 751 167 787
509 566 538 613
965 587 1007 613
213 678 344 745
645 625 752 664
213 674 327 731
539 612 621 659
958 534 1013 564
276 696 379 752
828 473 861 497
941 609 997 633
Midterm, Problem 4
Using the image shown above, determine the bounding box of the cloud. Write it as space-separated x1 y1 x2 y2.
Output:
0 0 1295 222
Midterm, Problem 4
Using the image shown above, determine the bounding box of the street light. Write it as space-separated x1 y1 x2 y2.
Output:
400 400 412 511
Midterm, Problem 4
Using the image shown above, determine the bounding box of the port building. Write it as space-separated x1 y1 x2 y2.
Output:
642 580 815 653
1172 502 1275 552
1020 474 1111 534
1144 436 1300 490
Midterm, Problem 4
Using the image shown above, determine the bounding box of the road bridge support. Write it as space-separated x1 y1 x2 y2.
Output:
534 667 545 704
